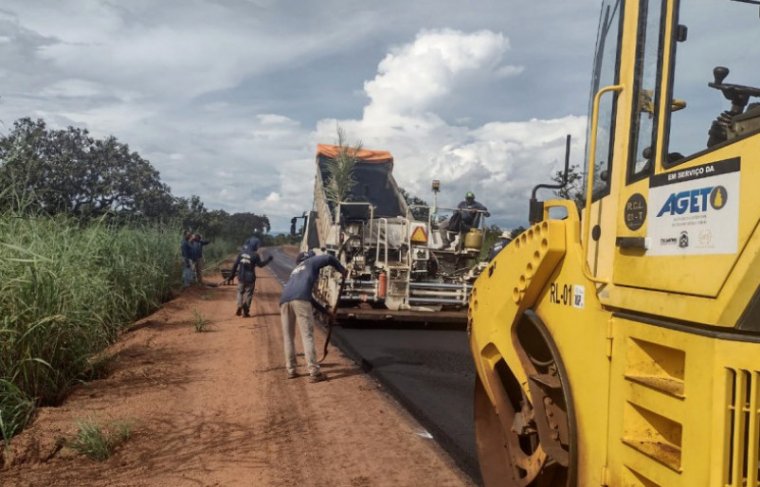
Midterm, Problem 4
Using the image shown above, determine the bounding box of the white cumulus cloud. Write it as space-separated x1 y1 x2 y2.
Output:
313 29 586 227
363 29 519 123
0 1 600 232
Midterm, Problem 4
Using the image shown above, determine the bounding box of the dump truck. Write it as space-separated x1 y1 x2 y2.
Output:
469 1 760 486
293 143 487 323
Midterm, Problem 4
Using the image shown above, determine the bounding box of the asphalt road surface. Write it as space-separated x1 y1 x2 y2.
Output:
265 247 480 483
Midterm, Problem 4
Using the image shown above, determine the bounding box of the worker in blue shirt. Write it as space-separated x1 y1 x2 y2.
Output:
280 250 346 383
244 235 261 252
190 234 211 284
457 192 490 230
227 245 273 317
488 231 512 261
442 192 490 249
180 231 194 286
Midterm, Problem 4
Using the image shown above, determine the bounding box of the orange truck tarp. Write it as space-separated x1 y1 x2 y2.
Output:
316 144 393 165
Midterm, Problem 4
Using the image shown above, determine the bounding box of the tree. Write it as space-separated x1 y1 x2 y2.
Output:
0 117 279 249
0 118 174 219
399 187 430 221
174 194 208 232
324 125 361 204
171 196 271 244
479 223 504 259
510 226 527 239
551 164 585 208
223 212 271 245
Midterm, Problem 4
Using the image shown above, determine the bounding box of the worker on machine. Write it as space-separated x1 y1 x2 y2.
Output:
443 192 490 250
457 192 490 230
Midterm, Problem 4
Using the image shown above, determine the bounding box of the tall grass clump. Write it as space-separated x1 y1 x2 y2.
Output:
200 237 238 271
0 211 182 442
68 419 132 461
0 379 34 444
191 309 211 333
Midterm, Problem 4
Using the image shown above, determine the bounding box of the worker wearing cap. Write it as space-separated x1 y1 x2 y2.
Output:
442 192 491 249
227 243 273 317
488 231 512 261
457 192 490 230
280 251 346 383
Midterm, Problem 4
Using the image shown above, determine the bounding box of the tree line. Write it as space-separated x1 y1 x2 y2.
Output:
0 117 275 244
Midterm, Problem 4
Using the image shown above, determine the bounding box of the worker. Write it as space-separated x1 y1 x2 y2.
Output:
227 244 273 317
441 192 491 250
488 231 512 261
457 192 490 230
190 234 211 284
244 235 261 252
279 250 346 383
180 231 194 287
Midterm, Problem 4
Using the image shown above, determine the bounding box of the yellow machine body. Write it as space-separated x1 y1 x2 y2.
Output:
469 1 760 485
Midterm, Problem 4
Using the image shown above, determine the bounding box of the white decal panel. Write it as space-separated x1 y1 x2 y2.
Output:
572 285 585 309
647 158 739 256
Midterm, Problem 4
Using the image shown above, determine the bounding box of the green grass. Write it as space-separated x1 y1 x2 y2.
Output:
0 379 34 445
200 238 238 271
68 419 132 461
0 211 181 442
192 309 211 332
78 353 116 382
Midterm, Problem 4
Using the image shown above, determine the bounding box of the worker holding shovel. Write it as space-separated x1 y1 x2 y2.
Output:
279 250 346 383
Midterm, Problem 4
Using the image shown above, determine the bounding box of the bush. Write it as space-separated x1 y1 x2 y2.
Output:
68 419 132 461
199 238 238 271
0 379 34 445
192 309 211 333
0 212 181 440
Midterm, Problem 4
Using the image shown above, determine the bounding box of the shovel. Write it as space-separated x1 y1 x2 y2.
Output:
318 273 347 363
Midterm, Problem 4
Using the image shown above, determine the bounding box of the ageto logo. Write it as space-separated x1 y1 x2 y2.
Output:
656 185 728 217
647 158 739 256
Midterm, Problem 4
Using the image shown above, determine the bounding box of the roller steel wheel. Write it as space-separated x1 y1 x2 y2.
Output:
474 313 575 486
475 376 567 487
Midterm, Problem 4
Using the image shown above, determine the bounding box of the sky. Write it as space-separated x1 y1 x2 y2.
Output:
0 0 604 231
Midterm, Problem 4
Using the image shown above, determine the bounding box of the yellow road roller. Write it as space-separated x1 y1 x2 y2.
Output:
469 1 760 485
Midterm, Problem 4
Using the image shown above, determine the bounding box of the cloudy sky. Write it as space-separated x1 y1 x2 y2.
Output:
0 0 603 231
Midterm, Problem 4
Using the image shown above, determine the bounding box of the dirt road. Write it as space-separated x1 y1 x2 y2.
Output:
1 270 473 486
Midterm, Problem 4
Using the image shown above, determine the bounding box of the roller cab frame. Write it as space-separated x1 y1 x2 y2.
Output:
469 1 760 485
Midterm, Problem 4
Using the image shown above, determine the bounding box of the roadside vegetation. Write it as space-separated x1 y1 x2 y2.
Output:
67 419 132 461
0 117 277 444
324 126 362 205
0 118 274 247
192 309 211 332
0 211 180 444
201 238 239 271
